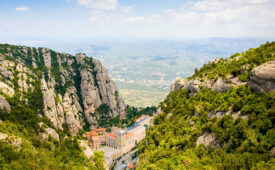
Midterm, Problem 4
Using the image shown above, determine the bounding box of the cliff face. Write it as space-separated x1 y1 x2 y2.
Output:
0 44 125 136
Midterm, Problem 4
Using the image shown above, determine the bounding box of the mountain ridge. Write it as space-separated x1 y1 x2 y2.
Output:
0 43 126 136
137 41 275 169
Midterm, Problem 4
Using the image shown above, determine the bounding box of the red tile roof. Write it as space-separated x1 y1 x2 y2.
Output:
108 134 117 138
86 131 98 136
128 163 133 168
96 128 106 132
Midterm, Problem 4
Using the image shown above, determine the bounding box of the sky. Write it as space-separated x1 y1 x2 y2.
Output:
0 0 275 44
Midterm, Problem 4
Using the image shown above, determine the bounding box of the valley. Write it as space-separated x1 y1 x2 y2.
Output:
1 0 275 169
0 42 274 169
43 38 273 107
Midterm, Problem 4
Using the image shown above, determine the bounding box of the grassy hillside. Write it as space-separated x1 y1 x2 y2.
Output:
137 42 275 169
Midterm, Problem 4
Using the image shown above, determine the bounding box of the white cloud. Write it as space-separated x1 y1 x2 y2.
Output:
121 6 132 14
77 0 117 11
15 6 30 12
71 0 275 39
89 16 99 21
124 16 144 22
120 0 275 38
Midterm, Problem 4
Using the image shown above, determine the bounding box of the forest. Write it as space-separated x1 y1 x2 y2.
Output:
137 42 275 169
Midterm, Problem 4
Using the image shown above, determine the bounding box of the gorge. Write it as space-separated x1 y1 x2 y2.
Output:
0 42 275 169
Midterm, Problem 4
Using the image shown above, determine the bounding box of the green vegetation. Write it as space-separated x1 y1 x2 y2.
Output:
192 41 275 81
95 103 157 131
0 101 105 169
0 44 105 169
137 42 275 169
123 105 157 127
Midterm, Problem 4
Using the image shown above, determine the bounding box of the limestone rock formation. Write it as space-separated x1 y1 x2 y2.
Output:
0 95 10 112
0 82 14 97
196 132 219 148
79 140 93 158
171 75 245 94
248 60 275 93
0 44 126 136
0 132 22 149
38 122 60 141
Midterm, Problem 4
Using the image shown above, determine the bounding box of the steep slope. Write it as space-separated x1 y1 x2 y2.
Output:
0 44 128 169
0 44 126 136
137 42 275 169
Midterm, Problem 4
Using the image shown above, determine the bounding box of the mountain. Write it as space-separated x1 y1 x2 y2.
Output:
137 42 275 169
0 43 127 169
0 44 126 135
50 38 271 107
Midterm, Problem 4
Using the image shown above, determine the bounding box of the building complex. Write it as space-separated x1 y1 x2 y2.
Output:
83 114 154 167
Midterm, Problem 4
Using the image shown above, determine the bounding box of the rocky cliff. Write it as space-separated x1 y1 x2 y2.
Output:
0 44 125 136
171 43 275 94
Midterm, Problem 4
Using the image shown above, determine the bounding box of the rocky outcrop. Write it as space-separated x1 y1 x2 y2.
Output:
171 74 245 94
93 59 126 119
171 78 214 93
196 132 219 148
248 60 275 93
63 87 83 135
0 44 126 136
171 78 186 92
0 132 22 149
79 56 126 127
0 82 14 97
41 77 63 129
79 140 93 158
208 110 248 120
0 95 10 112
172 60 275 95
42 48 52 68
39 122 60 141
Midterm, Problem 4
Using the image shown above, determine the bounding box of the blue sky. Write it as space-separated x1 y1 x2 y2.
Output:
0 0 274 44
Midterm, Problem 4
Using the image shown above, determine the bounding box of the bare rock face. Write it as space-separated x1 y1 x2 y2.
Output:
0 45 126 136
41 77 63 129
171 78 213 94
0 132 22 149
42 48 52 68
248 60 275 93
0 95 10 112
196 132 219 148
172 75 245 94
78 140 93 158
0 82 14 97
171 78 186 92
63 87 83 136
93 59 126 119
80 69 101 125
208 110 248 120
80 57 126 124
212 78 232 93
0 66 14 80
39 122 60 141
212 76 246 93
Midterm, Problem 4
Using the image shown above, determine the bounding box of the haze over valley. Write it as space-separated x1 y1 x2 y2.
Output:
3 38 273 107
0 0 275 169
